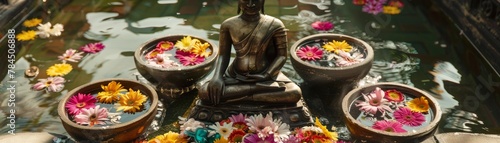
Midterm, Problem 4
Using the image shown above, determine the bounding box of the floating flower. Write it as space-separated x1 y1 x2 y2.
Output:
297 45 323 61
23 18 42 27
355 87 392 115
16 30 37 41
246 113 276 139
383 6 401 14
175 50 205 66
175 36 199 51
96 81 126 103
156 41 174 51
407 96 430 113
384 89 404 102
50 23 64 36
372 120 406 133
36 22 64 38
191 42 212 58
209 122 234 139
388 0 404 8
353 0 366 5
322 40 352 54
146 49 164 59
80 42 105 54
65 93 97 116
74 105 109 127
393 107 425 126
148 131 187 143
332 51 364 67
244 134 276 143
32 76 65 92
213 137 229 143
314 118 338 141
362 2 383 15
228 129 246 143
46 63 72 77
147 55 180 68
311 21 334 31
58 49 84 63
115 88 148 113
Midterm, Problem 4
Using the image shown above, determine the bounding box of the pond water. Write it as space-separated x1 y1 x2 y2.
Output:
1 0 499 141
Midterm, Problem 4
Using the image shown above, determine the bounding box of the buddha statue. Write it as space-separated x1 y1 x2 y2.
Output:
198 0 302 106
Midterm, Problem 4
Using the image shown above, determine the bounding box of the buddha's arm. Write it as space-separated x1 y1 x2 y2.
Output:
214 24 232 79
264 28 287 78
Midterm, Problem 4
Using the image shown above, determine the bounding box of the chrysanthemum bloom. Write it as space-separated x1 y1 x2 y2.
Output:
46 63 73 77
355 87 392 115
384 89 404 103
372 120 407 133
146 48 164 59
16 30 37 41
228 129 246 143
407 96 430 113
362 2 383 15
80 42 105 54
96 81 126 103
332 51 364 67
311 21 334 31
175 50 205 66
58 49 84 63
314 118 338 141
156 41 174 51
191 42 212 58
32 76 65 92
229 113 248 131
244 134 276 143
296 45 323 61
74 105 109 127
115 88 148 113
393 107 425 126
175 36 199 51
353 0 366 5
209 122 234 139
213 138 229 143
23 18 42 27
322 40 352 54
246 113 276 139
65 93 97 116
148 131 188 143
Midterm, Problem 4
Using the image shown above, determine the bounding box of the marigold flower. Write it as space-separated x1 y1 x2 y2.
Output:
96 81 126 103
46 63 73 76
322 40 352 54
407 96 430 113
16 30 37 41
191 42 212 58
23 18 42 27
115 88 148 113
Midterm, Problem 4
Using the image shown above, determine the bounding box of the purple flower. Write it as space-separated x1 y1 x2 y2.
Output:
362 2 383 15
311 21 334 31
244 134 276 143
80 42 105 54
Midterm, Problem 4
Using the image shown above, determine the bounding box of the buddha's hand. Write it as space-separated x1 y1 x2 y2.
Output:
207 79 225 105
246 73 271 81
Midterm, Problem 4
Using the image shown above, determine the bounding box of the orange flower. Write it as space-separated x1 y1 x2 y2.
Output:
407 96 430 113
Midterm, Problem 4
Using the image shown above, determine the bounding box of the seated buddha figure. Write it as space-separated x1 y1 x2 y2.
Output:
198 0 302 105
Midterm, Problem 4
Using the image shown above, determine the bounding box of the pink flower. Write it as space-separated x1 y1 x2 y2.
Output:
246 113 276 139
74 105 109 127
384 89 404 103
362 2 383 15
65 93 97 116
244 134 276 143
333 51 364 67
372 120 406 133
175 50 205 66
148 55 179 68
355 87 392 115
393 107 425 126
156 41 174 51
80 42 105 54
296 45 323 61
311 21 334 31
32 76 65 92
58 49 84 63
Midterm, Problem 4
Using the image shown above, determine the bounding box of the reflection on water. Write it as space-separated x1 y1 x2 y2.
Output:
429 61 461 112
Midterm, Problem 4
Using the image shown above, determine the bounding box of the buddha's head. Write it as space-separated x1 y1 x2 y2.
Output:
238 0 265 15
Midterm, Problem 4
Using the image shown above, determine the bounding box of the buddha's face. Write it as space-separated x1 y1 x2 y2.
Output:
239 0 264 15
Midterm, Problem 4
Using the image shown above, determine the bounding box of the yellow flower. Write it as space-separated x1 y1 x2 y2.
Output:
148 131 187 143
322 40 352 54
213 138 228 143
115 88 148 113
314 117 338 141
407 96 430 113
97 81 126 103
191 42 212 57
175 36 199 51
23 18 42 27
383 6 401 15
16 30 37 41
46 63 72 76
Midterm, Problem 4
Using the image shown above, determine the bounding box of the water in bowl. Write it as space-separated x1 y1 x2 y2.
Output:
296 39 368 68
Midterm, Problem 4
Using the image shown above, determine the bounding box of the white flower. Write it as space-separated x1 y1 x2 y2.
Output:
273 119 291 142
246 112 276 139
209 122 234 139
178 117 204 135
333 51 365 67
36 22 64 38
50 23 64 36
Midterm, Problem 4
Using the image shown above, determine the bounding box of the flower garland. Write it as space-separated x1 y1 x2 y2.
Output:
353 0 404 15
65 81 148 126
145 36 212 68
147 113 339 143
296 40 365 67
354 87 431 133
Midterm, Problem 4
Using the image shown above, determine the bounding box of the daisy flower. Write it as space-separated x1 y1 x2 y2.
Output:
156 41 174 51
311 21 334 31
65 93 97 116
58 49 84 63
16 30 37 41
332 51 364 67
244 134 276 143
175 36 199 51
46 63 73 76
80 42 105 54
246 113 276 139
296 45 323 61
115 88 148 113
383 6 401 15
32 76 65 92
208 122 234 139
384 89 404 103
372 120 406 133
96 81 126 103
23 18 42 27
273 119 291 142
74 105 109 127
393 107 425 126
228 129 246 143
191 42 212 58
355 87 392 116
322 40 352 54
175 50 205 66
407 96 430 113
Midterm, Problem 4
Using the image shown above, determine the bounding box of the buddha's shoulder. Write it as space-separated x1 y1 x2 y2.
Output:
221 16 241 25
263 15 285 26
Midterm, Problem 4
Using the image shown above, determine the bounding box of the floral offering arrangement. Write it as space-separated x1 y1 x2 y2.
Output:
296 40 365 67
148 113 339 143
64 81 149 127
353 0 404 15
145 36 212 68
354 87 431 133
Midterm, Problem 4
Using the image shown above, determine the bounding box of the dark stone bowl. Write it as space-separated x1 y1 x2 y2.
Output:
290 34 374 85
134 35 218 98
57 79 158 143
342 82 442 142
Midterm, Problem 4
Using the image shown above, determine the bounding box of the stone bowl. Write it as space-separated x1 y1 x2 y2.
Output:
134 35 218 98
290 33 374 85
341 82 442 142
57 79 158 143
